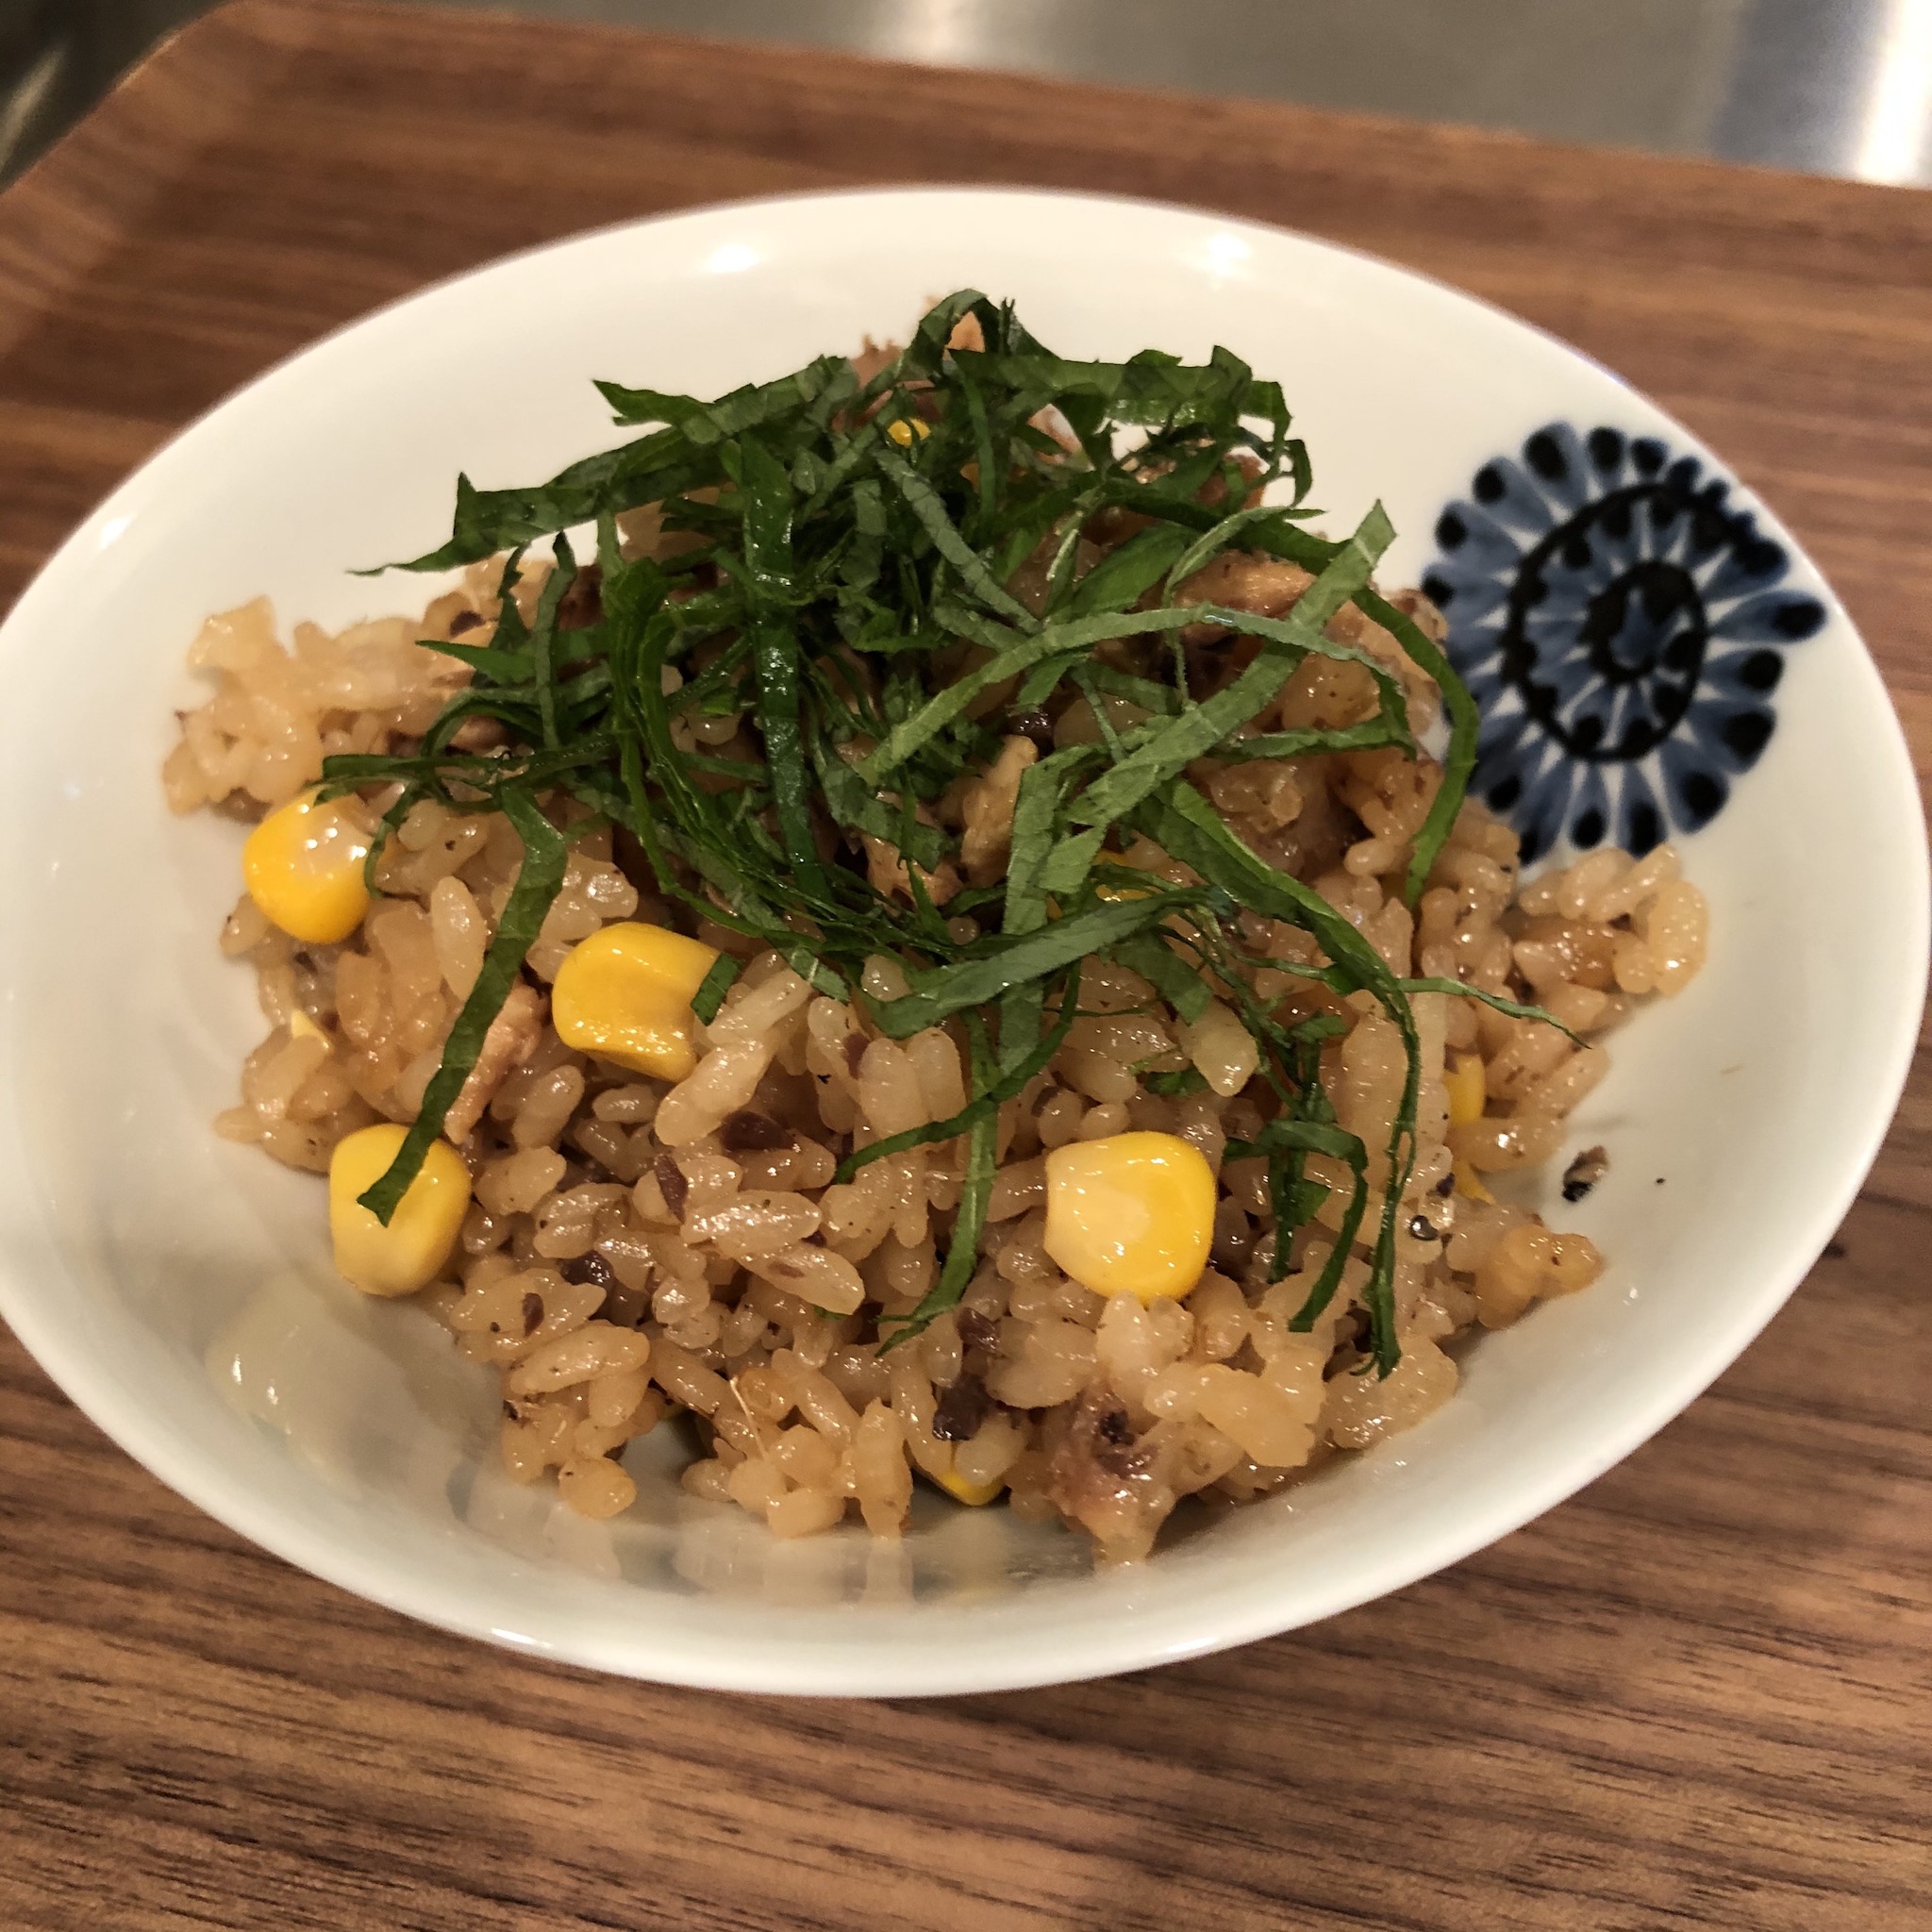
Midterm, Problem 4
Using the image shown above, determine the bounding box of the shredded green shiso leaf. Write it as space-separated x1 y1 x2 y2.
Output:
327 291 1507 1374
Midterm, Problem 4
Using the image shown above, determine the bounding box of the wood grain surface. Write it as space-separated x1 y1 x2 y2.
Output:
1 5 1927 1927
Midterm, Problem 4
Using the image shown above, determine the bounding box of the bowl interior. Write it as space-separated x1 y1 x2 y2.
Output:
0 189 1922 1694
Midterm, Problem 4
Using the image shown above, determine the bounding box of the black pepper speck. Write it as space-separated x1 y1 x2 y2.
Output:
932 1373 991 1442
561 1251 615 1290
655 1152 689 1219
1006 706 1056 753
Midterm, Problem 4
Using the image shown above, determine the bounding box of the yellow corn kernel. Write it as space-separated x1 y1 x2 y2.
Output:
884 416 931 445
242 789 372 943
930 1467 1005 1507
328 1123 472 1297
1042 1131 1215 1302
550 922 721 1080
1445 1051 1487 1126
1454 1160 1495 1205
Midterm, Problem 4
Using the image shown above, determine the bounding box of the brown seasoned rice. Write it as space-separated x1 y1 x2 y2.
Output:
168 530 1706 1563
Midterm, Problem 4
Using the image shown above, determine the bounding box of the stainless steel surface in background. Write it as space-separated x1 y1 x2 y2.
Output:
3 0 1931 185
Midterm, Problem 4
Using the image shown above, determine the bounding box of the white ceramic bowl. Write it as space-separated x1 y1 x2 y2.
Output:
0 189 1923 1696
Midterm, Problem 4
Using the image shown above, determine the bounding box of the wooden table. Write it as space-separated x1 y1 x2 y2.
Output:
2 5 1927 1925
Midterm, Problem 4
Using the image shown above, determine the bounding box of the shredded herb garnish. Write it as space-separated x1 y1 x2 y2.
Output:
330 291 1509 1371
354 786 570 1224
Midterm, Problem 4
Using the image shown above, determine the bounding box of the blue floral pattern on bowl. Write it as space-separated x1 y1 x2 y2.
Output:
1422 425 1826 861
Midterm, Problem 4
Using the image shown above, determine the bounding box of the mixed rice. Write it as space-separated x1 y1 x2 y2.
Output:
165 310 1707 1561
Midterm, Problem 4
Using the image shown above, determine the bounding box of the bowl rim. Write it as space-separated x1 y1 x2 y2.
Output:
0 183 1924 1696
